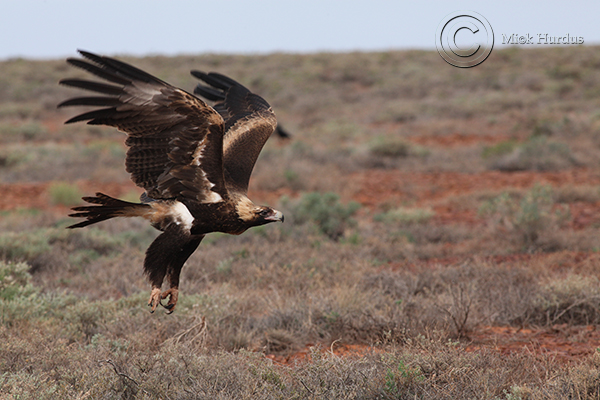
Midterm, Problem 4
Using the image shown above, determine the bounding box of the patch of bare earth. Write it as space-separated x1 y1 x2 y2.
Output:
266 343 380 366
0 181 136 212
467 325 600 362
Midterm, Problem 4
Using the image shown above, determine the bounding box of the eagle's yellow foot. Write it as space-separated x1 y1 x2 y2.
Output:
160 288 179 314
148 287 162 313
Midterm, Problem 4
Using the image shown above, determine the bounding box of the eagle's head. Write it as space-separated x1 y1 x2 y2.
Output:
236 197 284 228
253 206 285 226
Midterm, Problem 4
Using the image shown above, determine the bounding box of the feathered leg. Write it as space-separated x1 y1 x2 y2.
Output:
144 226 186 313
144 230 172 313
144 226 203 313
161 235 204 314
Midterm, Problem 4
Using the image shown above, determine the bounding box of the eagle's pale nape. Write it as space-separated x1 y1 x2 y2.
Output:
60 50 284 314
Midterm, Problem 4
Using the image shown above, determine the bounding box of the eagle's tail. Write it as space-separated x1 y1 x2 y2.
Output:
67 192 151 229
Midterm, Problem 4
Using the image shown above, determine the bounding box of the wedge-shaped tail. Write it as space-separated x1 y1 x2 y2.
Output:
67 192 151 229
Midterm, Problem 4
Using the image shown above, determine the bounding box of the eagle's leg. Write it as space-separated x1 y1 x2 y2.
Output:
160 234 204 314
144 227 181 313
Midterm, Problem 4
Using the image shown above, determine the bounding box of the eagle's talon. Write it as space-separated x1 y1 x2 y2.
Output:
157 299 173 311
159 288 179 314
148 287 162 314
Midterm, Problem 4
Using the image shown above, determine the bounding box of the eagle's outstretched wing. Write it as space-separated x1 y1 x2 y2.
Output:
58 50 227 204
191 70 277 195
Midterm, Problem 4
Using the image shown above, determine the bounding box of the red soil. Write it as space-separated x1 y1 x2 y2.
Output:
569 201 600 230
467 325 600 362
266 343 380 366
267 324 600 365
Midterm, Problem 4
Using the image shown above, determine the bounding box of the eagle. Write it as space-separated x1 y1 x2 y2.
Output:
59 50 284 313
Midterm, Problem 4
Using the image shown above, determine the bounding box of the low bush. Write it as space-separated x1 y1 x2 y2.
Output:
284 192 360 240
485 136 576 171
479 184 570 250
48 182 82 206
0 230 52 263
369 137 412 158
0 261 35 300
532 275 600 325
481 139 518 159
374 207 435 225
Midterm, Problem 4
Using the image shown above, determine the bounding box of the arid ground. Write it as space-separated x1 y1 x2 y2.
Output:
2 46 600 398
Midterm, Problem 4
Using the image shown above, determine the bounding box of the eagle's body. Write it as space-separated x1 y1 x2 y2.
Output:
60 51 283 313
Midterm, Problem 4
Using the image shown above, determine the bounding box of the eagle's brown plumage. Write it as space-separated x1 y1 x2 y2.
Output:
191 71 278 194
59 50 284 313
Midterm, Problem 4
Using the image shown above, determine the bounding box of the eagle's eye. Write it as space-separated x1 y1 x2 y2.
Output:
258 209 270 217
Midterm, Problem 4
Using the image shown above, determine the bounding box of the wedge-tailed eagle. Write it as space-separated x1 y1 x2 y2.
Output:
59 50 284 313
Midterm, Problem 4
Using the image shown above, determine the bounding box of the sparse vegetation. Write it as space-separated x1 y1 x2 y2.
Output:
369 136 412 158
374 207 435 225
0 261 35 300
480 184 571 251
486 136 577 171
2 47 600 397
48 182 82 206
482 139 519 159
285 192 360 240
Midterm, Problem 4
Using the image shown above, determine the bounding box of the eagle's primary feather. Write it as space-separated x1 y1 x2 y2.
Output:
60 51 284 313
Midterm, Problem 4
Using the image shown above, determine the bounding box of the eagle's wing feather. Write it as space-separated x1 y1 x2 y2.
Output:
58 50 227 204
191 71 277 194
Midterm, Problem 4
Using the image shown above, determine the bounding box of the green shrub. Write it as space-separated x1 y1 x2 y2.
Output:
486 136 575 171
384 359 425 396
374 207 435 225
0 230 52 262
287 192 360 240
0 227 127 270
369 137 411 158
62 228 124 255
481 139 518 159
479 184 570 249
48 182 82 206
0 261 35 300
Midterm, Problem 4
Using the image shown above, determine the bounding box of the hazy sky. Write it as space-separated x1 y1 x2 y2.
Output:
1 0 599 60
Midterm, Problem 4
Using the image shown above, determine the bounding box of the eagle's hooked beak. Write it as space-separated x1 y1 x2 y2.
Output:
265 209 284 223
